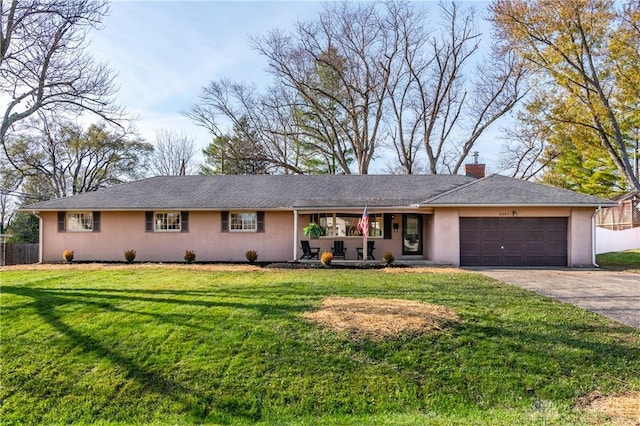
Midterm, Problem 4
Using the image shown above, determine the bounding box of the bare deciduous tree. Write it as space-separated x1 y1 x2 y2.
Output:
0 0 124 161
252 1 404 174
498 123 552 180
381 1 429 175
6 114 153 198
186 80 318 174
187 1 526 175
386 2 527 175
149 130 198 176
0 153 22 232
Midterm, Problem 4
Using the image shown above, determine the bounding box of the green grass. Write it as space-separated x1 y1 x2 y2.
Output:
597 249 640 271
1 267 639 425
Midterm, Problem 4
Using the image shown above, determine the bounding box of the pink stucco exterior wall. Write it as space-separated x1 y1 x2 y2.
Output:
38 207 596 265
430 208 460 265
430 206 596 266
40 210 295 262
568 208 595 266
40 210 410 262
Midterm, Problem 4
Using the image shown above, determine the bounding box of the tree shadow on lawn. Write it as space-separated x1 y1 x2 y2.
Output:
2 285 219 423
3 284 639 423
3 284 395 422
5 286 311 316
32 284 638 379
2 284 318 423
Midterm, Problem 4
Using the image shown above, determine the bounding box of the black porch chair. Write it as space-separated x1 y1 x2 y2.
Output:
356 240 376 260
331 240 347 259
300 240 320 260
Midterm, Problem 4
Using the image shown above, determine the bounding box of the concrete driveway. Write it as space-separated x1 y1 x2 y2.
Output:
471 268 640 330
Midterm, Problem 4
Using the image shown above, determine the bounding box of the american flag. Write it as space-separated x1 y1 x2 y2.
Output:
357 205 369 238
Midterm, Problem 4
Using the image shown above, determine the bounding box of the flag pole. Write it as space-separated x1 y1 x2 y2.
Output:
363 232 367 261
359 204 368 261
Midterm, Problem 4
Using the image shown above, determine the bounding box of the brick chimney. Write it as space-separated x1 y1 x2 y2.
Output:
464 151 485 179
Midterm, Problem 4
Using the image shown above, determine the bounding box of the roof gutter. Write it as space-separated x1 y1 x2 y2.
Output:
423 203 617 208
292 205 424 211
17 207 298 213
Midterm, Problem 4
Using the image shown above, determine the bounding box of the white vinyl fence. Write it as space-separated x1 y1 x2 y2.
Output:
596 227 640 254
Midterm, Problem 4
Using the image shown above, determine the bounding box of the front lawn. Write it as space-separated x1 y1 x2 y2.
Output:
1 266 639 425
597 249 640 272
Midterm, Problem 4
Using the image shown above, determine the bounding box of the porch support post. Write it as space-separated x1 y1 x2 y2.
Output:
293 209 299 261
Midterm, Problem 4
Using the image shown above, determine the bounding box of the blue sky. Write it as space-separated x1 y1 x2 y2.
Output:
90 1 325 150
89 1 498 172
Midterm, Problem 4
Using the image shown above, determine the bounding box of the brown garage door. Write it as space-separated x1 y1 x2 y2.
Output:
460 218 568 266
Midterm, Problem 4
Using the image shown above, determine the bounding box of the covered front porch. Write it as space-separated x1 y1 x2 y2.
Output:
292 208 435 262
294 258 438 268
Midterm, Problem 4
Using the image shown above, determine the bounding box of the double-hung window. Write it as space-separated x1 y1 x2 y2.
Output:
230 212 257 231
221 211 264 233
67 212 94 231
155 212 181 231
145 211 189 232
58 211 100 232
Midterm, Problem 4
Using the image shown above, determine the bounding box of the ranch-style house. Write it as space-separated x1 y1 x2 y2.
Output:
22 165 615 267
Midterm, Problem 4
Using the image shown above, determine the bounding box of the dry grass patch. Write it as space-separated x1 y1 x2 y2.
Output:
303 296 460 341
577 391 640 425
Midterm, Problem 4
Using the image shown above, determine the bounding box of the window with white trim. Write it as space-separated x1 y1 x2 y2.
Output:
230 212 257 231
67 212 94 232
155 212 181 231
316 213 383 237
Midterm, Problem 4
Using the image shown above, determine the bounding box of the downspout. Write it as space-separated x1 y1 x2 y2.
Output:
32 211 43 264
592 206 600 268
293 209 299 261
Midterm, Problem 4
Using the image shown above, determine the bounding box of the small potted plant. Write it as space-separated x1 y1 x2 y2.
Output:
303 222 323 239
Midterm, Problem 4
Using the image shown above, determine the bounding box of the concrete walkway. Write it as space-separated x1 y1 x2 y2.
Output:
471 268 640 330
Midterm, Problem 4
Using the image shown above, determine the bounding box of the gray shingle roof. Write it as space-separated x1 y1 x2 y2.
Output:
22 174 614 211
425 174 616 206
612 190 640 202
22 174 474 210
